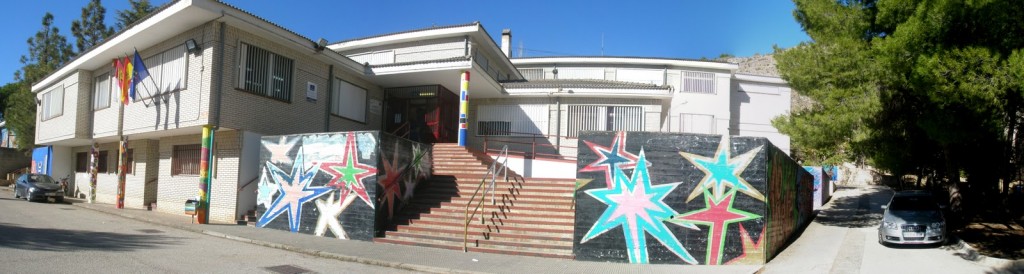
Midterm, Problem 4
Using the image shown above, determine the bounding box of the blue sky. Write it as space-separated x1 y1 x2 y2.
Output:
0 0 809 85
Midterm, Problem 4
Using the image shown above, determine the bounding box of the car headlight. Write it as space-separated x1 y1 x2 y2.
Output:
883 221 898 230
29 187 37 192
929 222 944 230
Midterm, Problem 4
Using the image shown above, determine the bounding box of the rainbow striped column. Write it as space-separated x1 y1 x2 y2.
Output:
197 126 213 224
116 137 127 208
458 71 470 147
89 143 98 204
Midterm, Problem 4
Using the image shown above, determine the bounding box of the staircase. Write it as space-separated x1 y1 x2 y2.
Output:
375 143 576 259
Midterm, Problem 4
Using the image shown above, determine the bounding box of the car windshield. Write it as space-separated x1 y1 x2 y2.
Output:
889 196 939 211
27 174 57 184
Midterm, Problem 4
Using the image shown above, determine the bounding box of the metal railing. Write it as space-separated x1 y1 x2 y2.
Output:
481 130 578 161
463 145 509 252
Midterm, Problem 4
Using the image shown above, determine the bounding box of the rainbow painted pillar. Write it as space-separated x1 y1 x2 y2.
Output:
89 143 98 203
197 126 213 224
458 71 470 146
116 137 127 208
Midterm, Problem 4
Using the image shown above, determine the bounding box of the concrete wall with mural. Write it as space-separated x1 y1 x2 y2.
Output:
803 166 833 209
573 131 812 265
765 146 815 261
255 131 432 241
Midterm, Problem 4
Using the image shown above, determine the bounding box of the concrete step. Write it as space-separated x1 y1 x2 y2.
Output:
374 238 575 259
393 225 573 243
379 232 574 256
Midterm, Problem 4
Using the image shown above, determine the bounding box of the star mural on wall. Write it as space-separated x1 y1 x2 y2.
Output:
314 188 357 239
321 133 377 208
404 142 429 201
725 224 766 265
581 149 697 264
263 136 297 165
679 136 765 203
256 167 278 208
580 131 639 189
257 147 333 232
377 143 407 220
668 189 761 265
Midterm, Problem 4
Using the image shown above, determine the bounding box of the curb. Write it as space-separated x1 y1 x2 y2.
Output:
69 202 483 274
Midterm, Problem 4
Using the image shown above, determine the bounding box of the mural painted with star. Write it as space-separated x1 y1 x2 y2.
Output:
255 131 434 241
575 131 811 265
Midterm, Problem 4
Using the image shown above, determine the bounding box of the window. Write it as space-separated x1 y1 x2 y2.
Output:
124 149 135 174
476 104 548 136
76 152 89 172
477 121 512 136
41 85 64 120
679 113 715 134
172 144 202 176
238 43 293 101
566 105 644 137
133 45 188 100
518 68 544 80
94 73 111 110
331 78 367 122
97 151 109 173
681 71 715 94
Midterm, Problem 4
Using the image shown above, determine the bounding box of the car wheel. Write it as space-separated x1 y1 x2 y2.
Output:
55 197 64 204
13 186 19 199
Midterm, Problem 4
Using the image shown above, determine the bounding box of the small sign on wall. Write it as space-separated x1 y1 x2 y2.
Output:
368 99 382 115
306 82 318 102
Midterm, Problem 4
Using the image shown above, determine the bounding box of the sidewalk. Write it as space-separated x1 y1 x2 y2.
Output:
64 198 761 274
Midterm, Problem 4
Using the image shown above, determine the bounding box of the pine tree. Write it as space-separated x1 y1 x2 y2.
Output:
7 13 75 150
71 0 115 53
115 0 156 30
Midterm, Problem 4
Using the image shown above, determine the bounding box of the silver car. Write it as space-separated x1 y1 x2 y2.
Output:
878 190 945 245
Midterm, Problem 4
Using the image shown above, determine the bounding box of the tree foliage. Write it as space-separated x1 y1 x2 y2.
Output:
115 0 156 30
71 0 115 53
5 13 75 150
774 0 1024 193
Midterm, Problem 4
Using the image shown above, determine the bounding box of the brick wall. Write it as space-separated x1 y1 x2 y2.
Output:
155 130 240 224
71 139 156 209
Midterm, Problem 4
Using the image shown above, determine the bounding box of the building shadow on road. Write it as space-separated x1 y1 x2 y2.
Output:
814 186 893 228
0 222 183 252
986 260 1024 274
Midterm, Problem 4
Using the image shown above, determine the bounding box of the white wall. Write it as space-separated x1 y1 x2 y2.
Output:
489 154 576 179
733 80 792 154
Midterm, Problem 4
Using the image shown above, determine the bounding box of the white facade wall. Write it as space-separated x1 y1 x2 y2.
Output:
664 71 733 135
36 71 89 144
155 130 240 223
341 37 466 66
219 26 383 136
733 79 792 154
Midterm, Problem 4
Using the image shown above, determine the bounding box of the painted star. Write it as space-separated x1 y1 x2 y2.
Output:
580 131 639 189
377 143 407 220
726 224 766 265
582 149 697 264
256 167 279 208
680 136 765 203
263 136 297 165
669 189 761 265
314 188 357 239
257 147 333 232
321 133 377 208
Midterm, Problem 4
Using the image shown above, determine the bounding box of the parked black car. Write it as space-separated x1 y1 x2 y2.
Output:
13 173 64 203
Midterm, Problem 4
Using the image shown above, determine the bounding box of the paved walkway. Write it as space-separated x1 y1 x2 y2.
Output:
61 197 760 274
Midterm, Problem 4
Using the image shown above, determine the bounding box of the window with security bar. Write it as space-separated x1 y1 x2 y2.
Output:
172 144 202 176
566 105 644 137
476 104 549 136
679 113 716 134
238 42 294 102
681 71 715 94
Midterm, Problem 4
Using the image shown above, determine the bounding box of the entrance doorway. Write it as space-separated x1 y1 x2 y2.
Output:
384 85 458 143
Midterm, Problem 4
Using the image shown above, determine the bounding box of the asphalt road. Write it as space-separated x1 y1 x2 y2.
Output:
765 185 993 274
0 189 411 274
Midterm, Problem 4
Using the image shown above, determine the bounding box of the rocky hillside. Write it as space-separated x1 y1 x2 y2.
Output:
725 54 814 112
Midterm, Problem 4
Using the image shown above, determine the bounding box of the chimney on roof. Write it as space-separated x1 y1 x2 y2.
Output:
501 29 512 58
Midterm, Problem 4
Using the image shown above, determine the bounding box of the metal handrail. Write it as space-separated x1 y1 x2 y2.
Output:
463 145 509 252
482 130 578 161
237 176 259 192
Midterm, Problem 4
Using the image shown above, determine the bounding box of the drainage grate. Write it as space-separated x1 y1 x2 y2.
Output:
137 229 164 234
263 265 313 274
